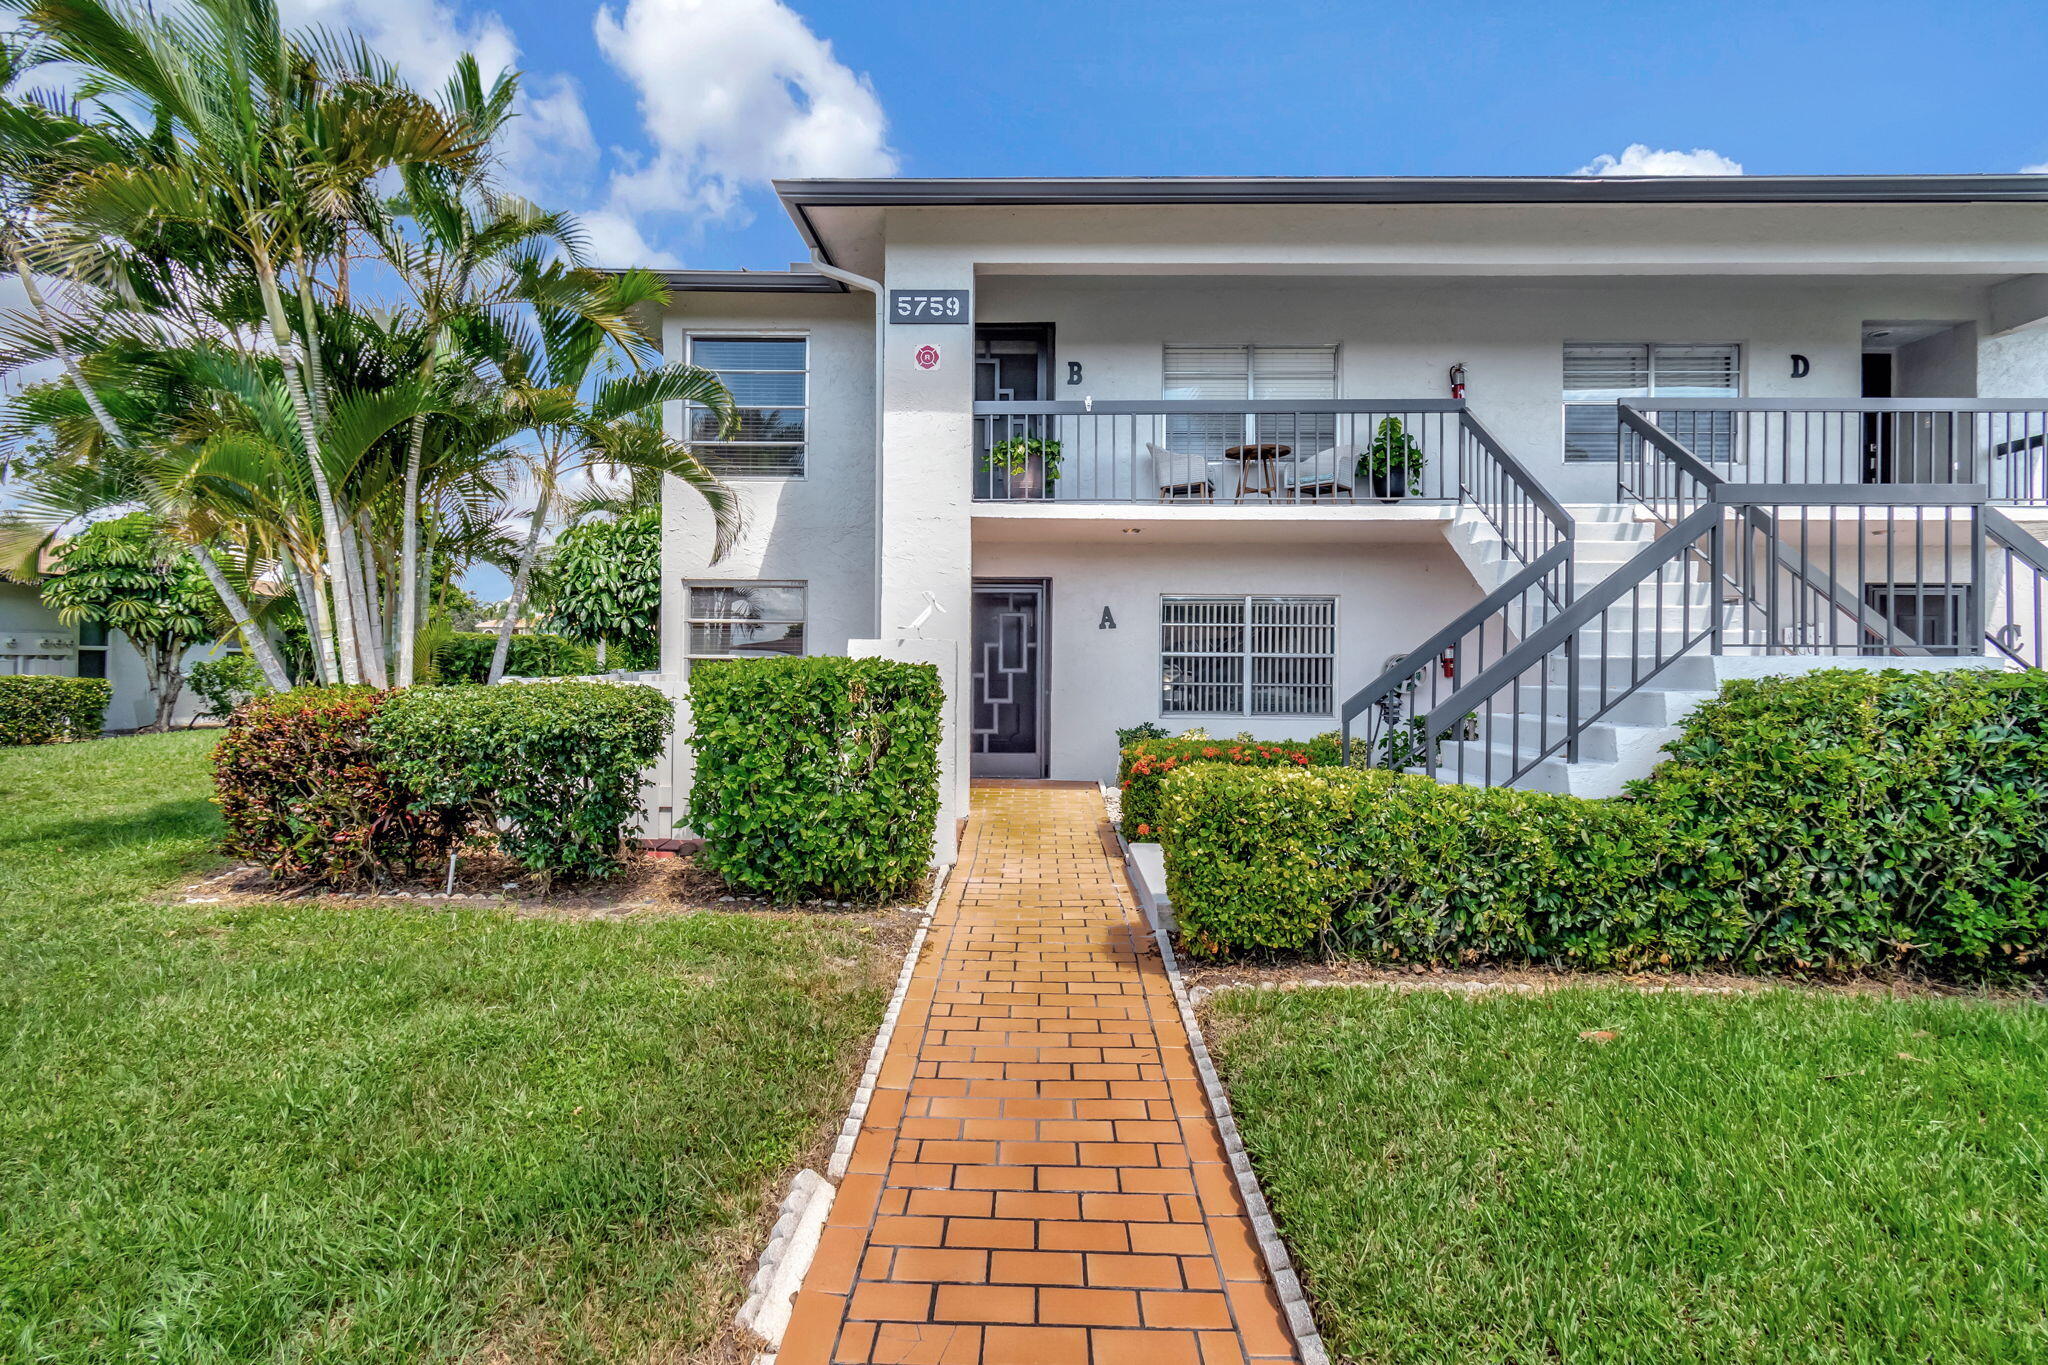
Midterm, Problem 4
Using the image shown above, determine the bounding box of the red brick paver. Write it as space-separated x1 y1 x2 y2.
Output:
779 782 1300 1365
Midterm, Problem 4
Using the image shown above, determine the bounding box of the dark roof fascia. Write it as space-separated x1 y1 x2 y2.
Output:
774 174 2048 212
649 268 845 294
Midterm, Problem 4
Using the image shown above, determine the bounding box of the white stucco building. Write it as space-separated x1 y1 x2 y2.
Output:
653 174 2048 862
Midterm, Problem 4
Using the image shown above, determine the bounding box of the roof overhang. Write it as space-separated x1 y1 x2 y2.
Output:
641 267 846 294
776 174 2048 269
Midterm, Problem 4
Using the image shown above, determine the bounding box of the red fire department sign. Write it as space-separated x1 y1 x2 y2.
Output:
914 343 940 371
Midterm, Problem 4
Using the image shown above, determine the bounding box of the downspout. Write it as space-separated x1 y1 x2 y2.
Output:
805 256 887 638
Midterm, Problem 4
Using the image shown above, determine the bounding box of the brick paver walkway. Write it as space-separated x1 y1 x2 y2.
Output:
777 781 1301 1365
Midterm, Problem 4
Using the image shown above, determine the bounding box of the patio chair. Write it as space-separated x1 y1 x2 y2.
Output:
1147 443 1215 501
1284 444 1361 498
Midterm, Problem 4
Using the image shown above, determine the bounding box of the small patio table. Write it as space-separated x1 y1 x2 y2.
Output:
1224 443 1292 502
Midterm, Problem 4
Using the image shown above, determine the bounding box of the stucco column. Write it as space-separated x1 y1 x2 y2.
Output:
873 249 976 862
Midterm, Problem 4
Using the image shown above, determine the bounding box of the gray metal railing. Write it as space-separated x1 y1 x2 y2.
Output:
1986 507 2048 670
972 400 1461 505
1629 400 2048 505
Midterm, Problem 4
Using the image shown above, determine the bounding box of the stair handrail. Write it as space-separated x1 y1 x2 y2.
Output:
1984 506 2048 669
1416 504 1722 786
1336 413 1575 765
1457 410 1575 570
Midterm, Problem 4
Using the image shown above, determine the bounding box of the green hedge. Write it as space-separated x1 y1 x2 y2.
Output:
1159 669 2048 973
1629 667 2048 969
0 676 109 745
688 656 942 903
373 682 671 884
213 688 463 886
1118 734 1338 839
432 632 597 683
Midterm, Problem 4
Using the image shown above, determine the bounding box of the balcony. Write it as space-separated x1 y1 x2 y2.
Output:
971 400 1465 506
1629 400 2048 506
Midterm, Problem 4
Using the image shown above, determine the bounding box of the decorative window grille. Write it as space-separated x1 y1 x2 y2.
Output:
1160 595 1336 716
685 582 806 663
687 335 808 478
1564 343 1739 461
1162 345 1338 456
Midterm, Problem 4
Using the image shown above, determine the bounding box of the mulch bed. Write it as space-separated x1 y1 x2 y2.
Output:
177 848 935 925
1179 955 2046 1004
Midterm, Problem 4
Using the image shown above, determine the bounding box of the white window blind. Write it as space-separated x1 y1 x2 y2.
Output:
1564 343 1739 461
688 336 808 478
1160 595 1335 717
685 582 806 662
1163 345 1337 456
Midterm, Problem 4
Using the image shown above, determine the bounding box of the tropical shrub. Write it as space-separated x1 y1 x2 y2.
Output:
1628 667 2048 969
1118 734 1338 839
187 653 272 721
213 688 463 886
1159 764 1680 960
532 508 660 668
1156 668 2048 974
40 514 222 731
0 675 110 745
689 657 943 903
432 631 596 683
373 682 671 884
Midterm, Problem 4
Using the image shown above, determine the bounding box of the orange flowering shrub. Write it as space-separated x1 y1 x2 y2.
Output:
1117 734 1337 839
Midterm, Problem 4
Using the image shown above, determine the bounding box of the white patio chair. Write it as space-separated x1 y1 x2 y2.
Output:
1146 443 1215 501
1283 444 1360 498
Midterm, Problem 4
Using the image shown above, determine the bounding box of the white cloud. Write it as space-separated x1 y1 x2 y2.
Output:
1576 144 1744 177
281 0 517 93
593 0 898 223
577 209 684 269
2024 161 2048 174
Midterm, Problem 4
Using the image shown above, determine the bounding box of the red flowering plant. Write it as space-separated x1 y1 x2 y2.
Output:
1116 731 1339 840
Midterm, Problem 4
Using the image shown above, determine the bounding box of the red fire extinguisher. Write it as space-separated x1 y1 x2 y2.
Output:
1448 363 1467 401
1439 650 1456 680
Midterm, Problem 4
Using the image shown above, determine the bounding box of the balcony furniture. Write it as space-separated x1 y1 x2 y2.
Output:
1224 443 1292 501
1146 443 1215 501
1283 444 1361 499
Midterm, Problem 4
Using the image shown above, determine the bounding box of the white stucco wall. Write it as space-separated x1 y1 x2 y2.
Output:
974 273 2018 503
2 578 227 732
972 530 1482 782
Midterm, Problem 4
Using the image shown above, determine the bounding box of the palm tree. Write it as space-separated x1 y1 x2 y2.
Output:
18 0 480 685
482 265 737 683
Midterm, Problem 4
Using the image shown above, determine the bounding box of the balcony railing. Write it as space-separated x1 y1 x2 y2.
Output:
1629 400 2048 506
972 400 1463 505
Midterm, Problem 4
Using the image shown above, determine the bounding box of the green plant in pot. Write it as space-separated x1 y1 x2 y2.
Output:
1356 417 1426 501
983 434 1063 498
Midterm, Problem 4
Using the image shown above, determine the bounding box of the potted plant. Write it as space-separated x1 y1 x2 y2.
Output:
983 433 1063 499
1356 417 1426 502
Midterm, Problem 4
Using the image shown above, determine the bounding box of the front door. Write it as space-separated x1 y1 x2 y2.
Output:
971 582 1048 778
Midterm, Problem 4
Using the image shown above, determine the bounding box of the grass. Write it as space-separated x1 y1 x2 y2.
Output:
0 730 900 1363
1209 985 2048 1364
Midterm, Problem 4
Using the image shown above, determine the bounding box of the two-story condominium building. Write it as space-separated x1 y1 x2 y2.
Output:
654 174 2048 863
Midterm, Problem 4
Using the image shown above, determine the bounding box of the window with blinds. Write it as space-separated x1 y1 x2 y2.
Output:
685 582 806 662
1564 343 1739 461
687 335 808 478
1162 345 1338 456
1160 595 1336 717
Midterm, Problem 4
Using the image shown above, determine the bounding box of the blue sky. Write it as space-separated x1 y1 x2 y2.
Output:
295 0 2048 280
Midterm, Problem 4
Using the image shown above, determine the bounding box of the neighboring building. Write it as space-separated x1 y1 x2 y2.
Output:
653 174 2048 862
1 564 232 732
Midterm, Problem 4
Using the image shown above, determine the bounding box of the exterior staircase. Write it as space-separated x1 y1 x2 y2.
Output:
1344 409 2048 795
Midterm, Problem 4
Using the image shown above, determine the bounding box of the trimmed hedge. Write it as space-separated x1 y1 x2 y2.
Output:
432 632 597 683
1629 667 2048 969
1159 668 2048 973
688 656 942 903
0 675 109 745
373 682 671 884
213 688 463 886
1118 734 1338 839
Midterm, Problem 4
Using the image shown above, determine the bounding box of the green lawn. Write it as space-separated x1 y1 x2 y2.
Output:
1209 986 2048 1364
0 731 898 1363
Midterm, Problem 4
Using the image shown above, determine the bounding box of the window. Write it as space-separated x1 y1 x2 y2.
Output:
1564 343 1739 461
685 582 806 662
76 621 108 679
1163 344 1338 457
1160 595 1335 717
687 335 808 478
1863 584 1970 654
